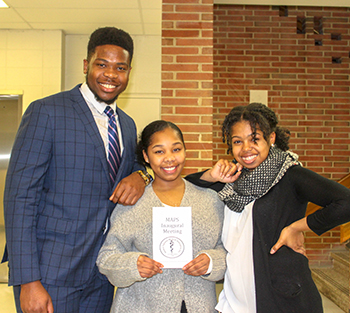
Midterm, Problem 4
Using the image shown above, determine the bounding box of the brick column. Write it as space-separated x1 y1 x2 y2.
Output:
162 0 214 175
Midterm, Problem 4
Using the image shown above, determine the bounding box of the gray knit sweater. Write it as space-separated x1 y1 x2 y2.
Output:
97 179 226 313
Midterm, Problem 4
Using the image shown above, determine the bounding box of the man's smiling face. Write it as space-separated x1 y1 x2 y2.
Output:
83 44 131 104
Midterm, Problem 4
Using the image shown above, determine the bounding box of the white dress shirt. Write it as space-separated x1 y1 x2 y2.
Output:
79 82 124 157
216 201 256 313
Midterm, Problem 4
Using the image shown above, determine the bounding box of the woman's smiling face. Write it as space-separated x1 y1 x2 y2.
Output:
142 127 186 184
231 120 275 170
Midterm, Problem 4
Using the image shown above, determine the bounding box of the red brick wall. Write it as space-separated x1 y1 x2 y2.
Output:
162 0 214 175
213 4 350 266
161 2 349 267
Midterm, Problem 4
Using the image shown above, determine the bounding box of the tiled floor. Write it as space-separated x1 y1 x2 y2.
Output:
0 282 345 313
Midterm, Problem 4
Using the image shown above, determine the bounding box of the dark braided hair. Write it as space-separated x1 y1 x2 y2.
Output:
222 103 290 154
136 120 185 168
87 27 134 64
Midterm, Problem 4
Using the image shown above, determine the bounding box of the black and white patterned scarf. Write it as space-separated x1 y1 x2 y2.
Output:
218 146 301 212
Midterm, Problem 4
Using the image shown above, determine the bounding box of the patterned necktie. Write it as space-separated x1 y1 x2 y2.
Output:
104 106 121 184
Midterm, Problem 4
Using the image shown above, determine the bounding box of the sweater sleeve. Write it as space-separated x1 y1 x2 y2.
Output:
289 166 350 235
198 244 226 282
96 205 147 288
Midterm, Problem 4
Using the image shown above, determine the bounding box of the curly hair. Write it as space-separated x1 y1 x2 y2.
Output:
87 27 134 64
136 120 185 168
222 103 290 154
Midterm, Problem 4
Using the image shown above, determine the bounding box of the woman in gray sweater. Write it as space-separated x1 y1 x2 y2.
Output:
97 120 226 313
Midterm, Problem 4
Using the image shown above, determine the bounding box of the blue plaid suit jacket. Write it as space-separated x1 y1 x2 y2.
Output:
3 84 143 287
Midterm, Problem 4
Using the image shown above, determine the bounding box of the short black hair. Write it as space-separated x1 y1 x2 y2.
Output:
87 27 134 64
222 103 290 154
136 120 185 168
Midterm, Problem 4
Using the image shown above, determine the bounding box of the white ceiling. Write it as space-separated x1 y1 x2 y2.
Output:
0 0 162 35
1 0 347 36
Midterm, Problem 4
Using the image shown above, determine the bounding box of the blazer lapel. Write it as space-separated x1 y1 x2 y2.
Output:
70 86 110 185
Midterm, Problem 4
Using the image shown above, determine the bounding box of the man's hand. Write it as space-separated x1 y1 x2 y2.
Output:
20 280 53 313
137 255 163 278
109 172 145 205
182 254 210 277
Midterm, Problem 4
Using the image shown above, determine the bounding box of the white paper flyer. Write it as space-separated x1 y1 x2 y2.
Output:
152 206 192 268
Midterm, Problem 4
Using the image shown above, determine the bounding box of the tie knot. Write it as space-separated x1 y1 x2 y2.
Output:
104 106 115 119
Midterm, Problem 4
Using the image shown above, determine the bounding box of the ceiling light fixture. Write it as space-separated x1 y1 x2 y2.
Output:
0 0 9 8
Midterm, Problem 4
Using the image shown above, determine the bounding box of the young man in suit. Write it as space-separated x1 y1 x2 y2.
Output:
3 27 152 313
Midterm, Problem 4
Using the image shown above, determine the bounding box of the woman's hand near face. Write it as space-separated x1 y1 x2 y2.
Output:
201 159 242 183
137 255 164 278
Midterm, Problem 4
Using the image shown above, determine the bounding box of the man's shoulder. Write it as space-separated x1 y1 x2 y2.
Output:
28 85 83 111
115 106 133 121
115 106 137 131
33 85 82 103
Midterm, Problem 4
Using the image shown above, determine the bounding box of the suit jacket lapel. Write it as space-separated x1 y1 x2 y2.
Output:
69 85 110 185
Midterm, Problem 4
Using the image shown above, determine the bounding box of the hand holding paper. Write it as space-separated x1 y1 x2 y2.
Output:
182 253 210 276
137 255 164 278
